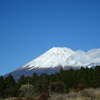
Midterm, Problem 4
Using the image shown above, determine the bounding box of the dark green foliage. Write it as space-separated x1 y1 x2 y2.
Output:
0 76 5 98
4 87 18 97
5 74 16 88
0 65 100 98
31 72 39 86
2 75 18 98
16 75 26 89
34 73 49 93
92 66 100 88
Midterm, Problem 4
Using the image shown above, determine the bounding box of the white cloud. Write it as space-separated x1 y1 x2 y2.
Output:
71 49 100 66
86 49 100 58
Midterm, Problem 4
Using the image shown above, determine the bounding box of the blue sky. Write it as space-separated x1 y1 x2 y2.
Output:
0 0 100 75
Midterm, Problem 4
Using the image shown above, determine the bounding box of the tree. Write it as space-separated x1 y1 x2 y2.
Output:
35 80 43 93
0 76 5 98
17 75 26 89
4 75 18 98
4 87 18 97
35 73 49 93
40 73 50 92
20 84 34 97
92 66 100 88
31 72 38 86
5 74 16 88
50 81 65 93
59 68 64 73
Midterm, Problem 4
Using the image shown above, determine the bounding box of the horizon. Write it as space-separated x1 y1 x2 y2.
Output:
0 0 100 75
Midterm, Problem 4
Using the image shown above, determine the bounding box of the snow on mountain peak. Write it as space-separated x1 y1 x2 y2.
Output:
22 47 100 70
45 47 75 57
22 47 78 69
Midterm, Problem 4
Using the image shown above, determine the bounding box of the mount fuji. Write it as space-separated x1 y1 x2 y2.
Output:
4 47 100 80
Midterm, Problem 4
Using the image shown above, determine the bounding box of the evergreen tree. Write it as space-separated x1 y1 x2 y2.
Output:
77 67 86 84
17 75 26 89
54 72 61 81
39 73 49 92
5 74 16 88
35 80 43 93
0 76 5 98
59 68 64 73
49 73 56 82
31 72 38 86
93 66 100 88
4 87 18 98
4 75 18 98
88 68 94 87
64 69 74 93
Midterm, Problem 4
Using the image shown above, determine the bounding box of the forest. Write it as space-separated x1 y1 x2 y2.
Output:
0 65 100 98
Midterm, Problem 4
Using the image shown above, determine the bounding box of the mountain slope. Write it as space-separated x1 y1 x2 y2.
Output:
22 47 80 70
4 47 100 80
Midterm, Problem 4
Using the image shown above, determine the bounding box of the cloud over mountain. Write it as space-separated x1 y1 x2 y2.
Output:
71 49 100 66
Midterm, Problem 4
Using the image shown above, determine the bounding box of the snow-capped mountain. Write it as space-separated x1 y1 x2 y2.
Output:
22 47 80 70
4 47 100 80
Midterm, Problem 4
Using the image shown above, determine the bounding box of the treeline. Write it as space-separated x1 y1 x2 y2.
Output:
0 66 100 98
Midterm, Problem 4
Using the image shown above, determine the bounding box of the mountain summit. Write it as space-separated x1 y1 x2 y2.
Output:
22 47 80 70
4 47 100 80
